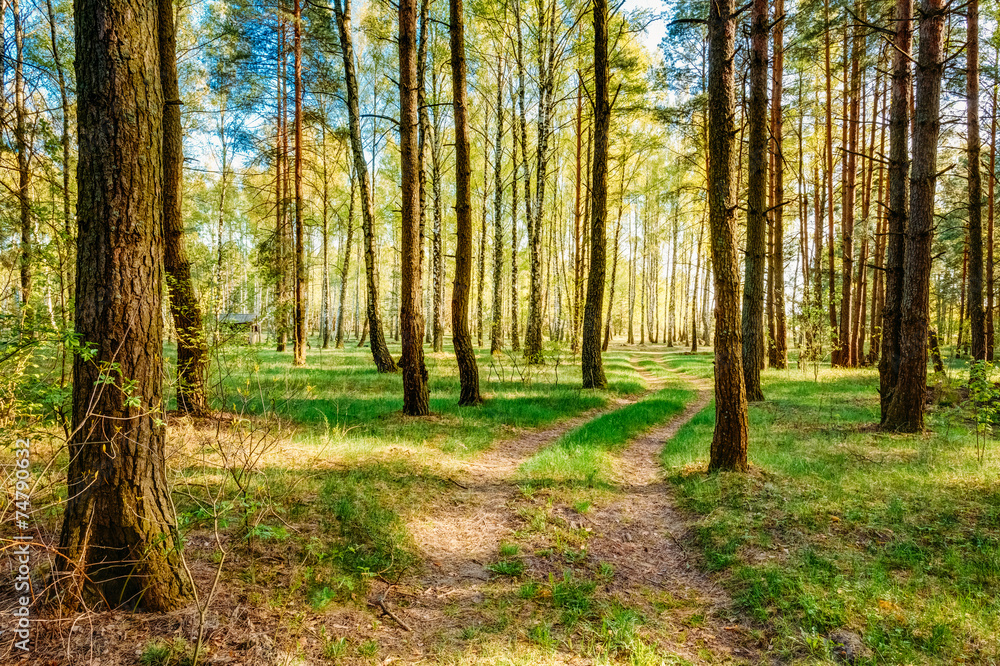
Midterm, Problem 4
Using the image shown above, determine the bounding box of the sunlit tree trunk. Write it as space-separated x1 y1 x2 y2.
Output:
293 0 306 366
968 0 985 362
491 59 506 355
769 0 787 369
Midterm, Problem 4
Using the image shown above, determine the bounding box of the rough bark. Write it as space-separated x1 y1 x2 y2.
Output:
707 0 749 472
332 0 397 373
879 0 911 423
770 0 787 369
14 0 32 334
400 0 430 414
160 0 208 415
581 0 609 389
884 0 944 432
967 0 985 362
336 166 356 349
491 59 506 355
45 0 74 316
450 0 482 405
431 103 446 352
742 0 768 402
59 0 191 610
988 77 997 360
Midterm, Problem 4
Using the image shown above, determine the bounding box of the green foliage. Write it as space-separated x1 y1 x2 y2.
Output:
139 638 193 666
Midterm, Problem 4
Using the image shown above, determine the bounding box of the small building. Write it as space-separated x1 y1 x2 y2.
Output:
218 313 261 344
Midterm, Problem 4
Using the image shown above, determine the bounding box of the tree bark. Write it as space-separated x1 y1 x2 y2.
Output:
884 0 945 432
742 0 768 402
14 0 32 335
59 0 191 610
160 0 208 415
770 0 787 369
707 0 749 472
336 163 356 349
332 0 397 373
400 0 430 414
988 74 997 360
879 0 911 422
967 0 985 362
581 0 609 389
491 58 506 355
450 0 482 405
293 0 307 366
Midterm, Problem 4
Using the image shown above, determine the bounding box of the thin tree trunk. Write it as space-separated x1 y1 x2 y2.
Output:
988 73 997 360
333 0 396 371
450 0 482 405
770 0 787 369
885 0 945 432
491 58 505 354
336 164 356 349
293 0 306 366
160 0 208 415
14 0 31 334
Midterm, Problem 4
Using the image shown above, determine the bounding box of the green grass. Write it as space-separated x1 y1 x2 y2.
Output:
660 351 1000 664
519 378 693 485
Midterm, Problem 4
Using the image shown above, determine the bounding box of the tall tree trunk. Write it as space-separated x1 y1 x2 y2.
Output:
581 0 609 389
691 219 703 352
603 166 627 351
431 104 446 352
293 0 306 366
45 0 73 317
707 0 749 472
477 143 489 348
958 246 968 353
14 0 31 335
59 0 191 610
824 0 838 359
879 0 911 422
667 210 678 347
160 0 208 415
742 0 768 402
491 59 505 354
884 0 945 432
967 0 985 362
400 0 430 413
450 0 482 405
770 0 787 369
572 74 584 354
275 29 288 352
988 75 997 360
333 0 397 372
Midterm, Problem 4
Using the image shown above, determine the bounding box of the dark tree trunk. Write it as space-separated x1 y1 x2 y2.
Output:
333 0 397 373
431 104 446 352
581 0 609 389
14 0 31 335
59 0 191 610
988 77 997 360
336 166 356 349
450 0 482 405
160 0 208 415
879 0 911 423
707 0 749 472
400 0 430 414
603 166 626 352
967 0 985 362
884 0 945 432
742 0 768 402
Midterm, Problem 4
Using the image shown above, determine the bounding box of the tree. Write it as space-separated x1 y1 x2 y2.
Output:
161 0 209 415
967 0 985 363
884 0 946 432
332 0 398 373
741 0 768 402
293 0 307 366
400 0 430 414
706 0 749 472
878 0 911 423
58 0 191 610
450 0 483 405
581 0 609 390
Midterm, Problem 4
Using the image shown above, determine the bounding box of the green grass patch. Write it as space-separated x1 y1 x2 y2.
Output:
660 353 1000 664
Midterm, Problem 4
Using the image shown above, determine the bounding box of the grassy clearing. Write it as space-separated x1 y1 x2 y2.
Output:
519 382 694 485
660 352 1000 664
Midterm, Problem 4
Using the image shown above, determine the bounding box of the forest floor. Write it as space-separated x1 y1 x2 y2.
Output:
2 342 999 665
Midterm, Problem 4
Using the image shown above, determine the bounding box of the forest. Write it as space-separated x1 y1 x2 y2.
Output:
1 0 999 662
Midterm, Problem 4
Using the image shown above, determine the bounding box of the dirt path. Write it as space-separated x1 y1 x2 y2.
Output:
381 358 760 664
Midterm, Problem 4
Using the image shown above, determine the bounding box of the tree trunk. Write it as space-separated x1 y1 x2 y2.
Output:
967 0 985 362
879 0 911 422
14 0 31 335
824 0 838 360
59 0 191 611
400 0 430 414
884 0 945 432
491 58 505 355
336 164 356 349
431 103 446 352
988 75 997 361
770 0 787 369
450 0 482 405
160 0 208 415
293 0 306 366
707 0 749 472
742 0 768 402
603 166 627 352
333 0 397 372
581 0 609 389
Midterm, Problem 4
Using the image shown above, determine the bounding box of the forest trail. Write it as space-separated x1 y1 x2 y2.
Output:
382 355 762 664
